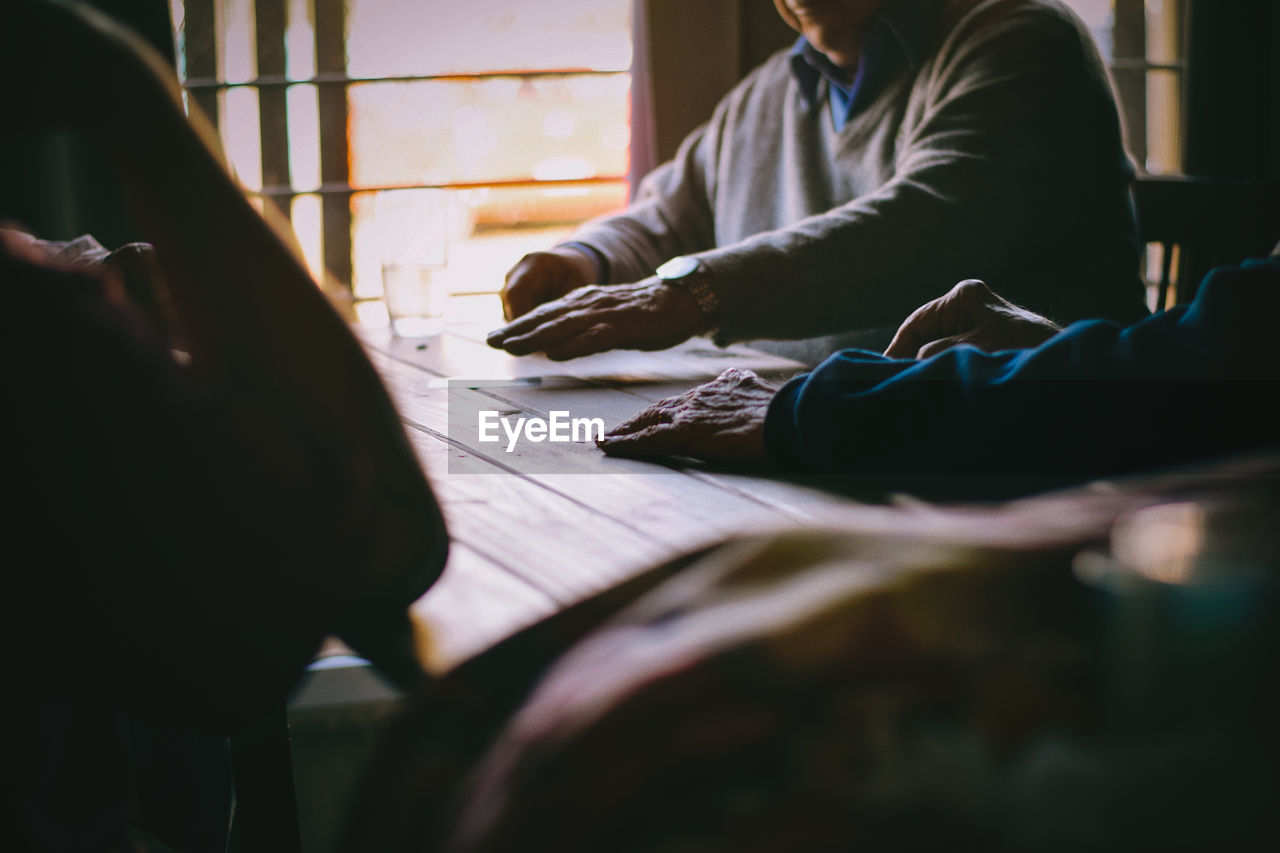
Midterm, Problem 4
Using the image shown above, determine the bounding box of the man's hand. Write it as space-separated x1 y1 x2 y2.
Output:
501 248 597 320
596 368 778 462
486 278 708 361
883 279 1062 359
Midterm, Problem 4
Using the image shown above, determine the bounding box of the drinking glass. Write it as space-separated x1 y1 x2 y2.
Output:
377 190 449 337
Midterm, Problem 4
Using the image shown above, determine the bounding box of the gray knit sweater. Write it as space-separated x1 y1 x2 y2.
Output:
567 0 1148 362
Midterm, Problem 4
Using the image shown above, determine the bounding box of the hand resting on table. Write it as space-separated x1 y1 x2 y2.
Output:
487 276 709 361
594 279 1064 465
500 247 596 321
597 367 779 463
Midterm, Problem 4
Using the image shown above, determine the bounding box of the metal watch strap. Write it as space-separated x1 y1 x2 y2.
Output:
655 255 721 323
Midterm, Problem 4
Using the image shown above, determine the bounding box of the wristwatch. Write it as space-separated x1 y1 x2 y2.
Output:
655 255 721 327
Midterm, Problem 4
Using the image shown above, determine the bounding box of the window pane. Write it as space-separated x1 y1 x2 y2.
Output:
1058 2 1185 64
1144 0 1182 64
346 0 632 78
221 0 257 83
221 86 263 189
350 183 627 301
291 193 325 280
287 84 321 190
1145 69 1182 174
1061 0 1114 58
285 0 316 80
169 0 188 78
1060 0 1185 175
172 0 635 303
349 74 630 188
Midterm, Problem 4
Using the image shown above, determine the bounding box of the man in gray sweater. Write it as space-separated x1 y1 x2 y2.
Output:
488 0 1149 365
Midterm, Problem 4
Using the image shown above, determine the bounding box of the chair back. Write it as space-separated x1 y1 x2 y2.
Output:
1132 177 1278 309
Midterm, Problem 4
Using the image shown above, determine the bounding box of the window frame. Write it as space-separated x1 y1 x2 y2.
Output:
175 0 631 301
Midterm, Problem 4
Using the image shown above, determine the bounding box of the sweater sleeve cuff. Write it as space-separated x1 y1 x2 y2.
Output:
558 241 610 284
763 373 810 469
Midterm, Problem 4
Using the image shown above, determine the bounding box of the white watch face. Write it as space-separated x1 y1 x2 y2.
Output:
656 255 700 280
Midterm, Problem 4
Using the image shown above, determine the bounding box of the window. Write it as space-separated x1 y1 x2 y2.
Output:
1063 0 1186 176
168 0 632 327
1062 1 1189 310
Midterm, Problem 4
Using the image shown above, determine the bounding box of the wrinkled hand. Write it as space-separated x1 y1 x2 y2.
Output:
883 279 1061 360
487 278 708 361
596 368 778 462
501 248 596 321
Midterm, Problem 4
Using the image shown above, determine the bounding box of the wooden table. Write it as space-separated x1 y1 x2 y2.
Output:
284 295 890 850
353 294 864 675
280 295 1280 852
284 297 863 850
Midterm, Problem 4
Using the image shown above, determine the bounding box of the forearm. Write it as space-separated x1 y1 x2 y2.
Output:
568 125 718 284
703 147 1122 343
764 271 1280 480
766 324 1156 477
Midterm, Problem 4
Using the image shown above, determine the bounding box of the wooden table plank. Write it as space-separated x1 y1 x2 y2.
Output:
410 542 559 674
373 353 804 543
364 329 855 517
406 425 676 603
356 316 883 673
481 377 868 520
362 322 806 385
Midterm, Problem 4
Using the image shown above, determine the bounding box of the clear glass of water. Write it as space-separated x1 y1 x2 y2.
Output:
376 189 449 337
383 262 446 337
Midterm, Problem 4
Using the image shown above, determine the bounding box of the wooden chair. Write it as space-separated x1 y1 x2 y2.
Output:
1132 176 1279 309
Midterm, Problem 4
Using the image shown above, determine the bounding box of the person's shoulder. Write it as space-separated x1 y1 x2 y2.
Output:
942 0 1089 30
925 0 1106 86
729 46 796 99
937 0 1096 55
702 45 797 129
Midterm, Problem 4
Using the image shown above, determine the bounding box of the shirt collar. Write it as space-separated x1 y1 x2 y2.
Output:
789 37 845 109
789 0 940 110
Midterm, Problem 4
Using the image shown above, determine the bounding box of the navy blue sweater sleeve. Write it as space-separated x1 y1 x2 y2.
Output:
763 259 1280 480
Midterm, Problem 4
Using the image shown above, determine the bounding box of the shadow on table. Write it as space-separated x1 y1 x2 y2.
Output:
670 454 1098 505
337 449 1280 853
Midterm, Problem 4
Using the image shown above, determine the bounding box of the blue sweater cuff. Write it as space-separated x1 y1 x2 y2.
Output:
763 373 810 469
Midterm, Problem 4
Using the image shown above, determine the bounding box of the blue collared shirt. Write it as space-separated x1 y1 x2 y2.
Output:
789 0 937 131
